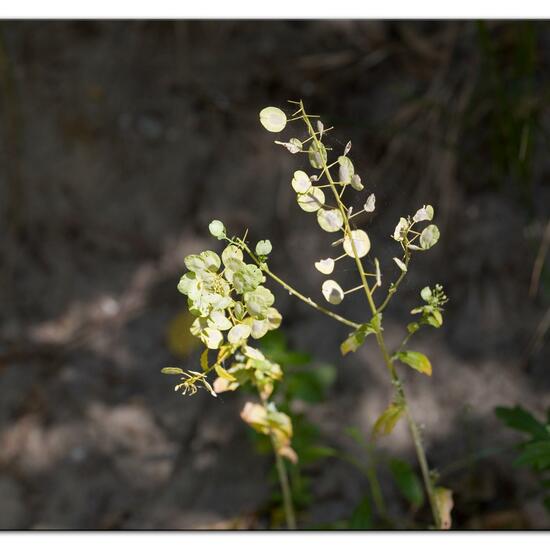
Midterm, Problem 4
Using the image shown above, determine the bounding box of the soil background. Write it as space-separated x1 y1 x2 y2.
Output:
0 20 549 529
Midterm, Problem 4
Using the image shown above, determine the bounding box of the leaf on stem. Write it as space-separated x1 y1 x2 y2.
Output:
435 487 453 529
373 402 404 437
395 351 432 376
388 458 424 508
340 318 378 356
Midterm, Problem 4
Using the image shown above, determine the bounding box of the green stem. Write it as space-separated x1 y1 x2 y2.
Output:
259 394 296 530
273 440 297 530
300 100 441 529
239 240 361 330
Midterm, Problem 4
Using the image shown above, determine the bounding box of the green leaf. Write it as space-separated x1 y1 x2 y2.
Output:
161 367 185 375
285 364 337 403
388 458 424 507
495 406 550 441
373 403 404 438
340 317 379 356
349 496 373 529
516 441 550 470
395 351 432 376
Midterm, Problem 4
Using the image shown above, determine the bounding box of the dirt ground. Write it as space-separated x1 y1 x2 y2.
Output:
0 20 549 529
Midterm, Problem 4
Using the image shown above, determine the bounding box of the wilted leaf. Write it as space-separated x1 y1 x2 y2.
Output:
364 194 375 212
435 487 453 529
373 402 404 437
350 174 364 191
215 364 237 382
395 351 432 376
393 218 408 242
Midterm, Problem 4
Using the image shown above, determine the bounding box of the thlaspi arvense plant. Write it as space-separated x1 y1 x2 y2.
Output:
163 100 452 530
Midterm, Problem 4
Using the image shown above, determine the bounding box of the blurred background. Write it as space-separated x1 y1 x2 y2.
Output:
0 20 549 529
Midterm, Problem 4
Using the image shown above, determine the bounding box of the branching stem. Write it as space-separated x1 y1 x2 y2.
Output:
298 100 441 529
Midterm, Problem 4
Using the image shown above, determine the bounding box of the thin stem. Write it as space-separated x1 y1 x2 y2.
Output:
344 284 364 295
377 254 411 313
259 394 296 530
299 100 441 529
239 240 361 330
273 442 297 529
365 445 388 519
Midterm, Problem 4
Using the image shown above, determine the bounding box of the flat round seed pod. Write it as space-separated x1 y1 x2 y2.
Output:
343 230 371 258
420 224 440 249
259 107 287 132
317 208 344 232
322 279 344 305
291 170 311 193
297 187 325 212
315 258 335 275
